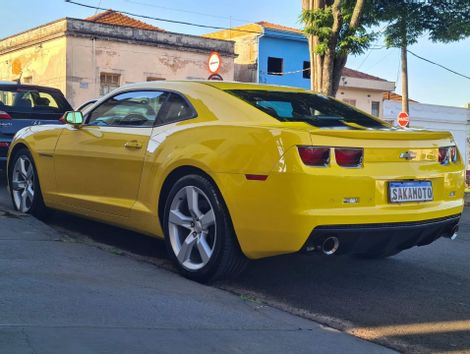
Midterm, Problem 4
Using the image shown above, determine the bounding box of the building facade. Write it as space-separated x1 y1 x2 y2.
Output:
0 11 236 107
206 22 395 117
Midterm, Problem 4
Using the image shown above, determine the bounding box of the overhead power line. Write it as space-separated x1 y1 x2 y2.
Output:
123 0 253 24
407 50 470 81
64 0 262 34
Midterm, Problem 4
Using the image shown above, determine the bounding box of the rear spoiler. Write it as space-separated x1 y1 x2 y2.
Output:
309 129 453 141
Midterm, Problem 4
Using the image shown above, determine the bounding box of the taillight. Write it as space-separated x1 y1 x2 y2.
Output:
59 115 65 124
0 110 12 119
298 146 330 167
439 146 458 165
450 146 457 163
0 142 9 148
335 148 363 167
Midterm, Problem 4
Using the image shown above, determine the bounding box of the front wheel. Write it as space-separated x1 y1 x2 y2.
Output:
8 148 47 218
163 174 248 282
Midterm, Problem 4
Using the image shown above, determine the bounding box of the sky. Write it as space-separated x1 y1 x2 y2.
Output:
0 0 469 107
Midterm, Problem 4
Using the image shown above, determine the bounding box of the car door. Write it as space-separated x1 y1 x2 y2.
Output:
53 90 169 217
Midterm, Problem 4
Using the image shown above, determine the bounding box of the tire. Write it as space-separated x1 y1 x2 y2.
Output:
163 174 248 282
8 148 48 219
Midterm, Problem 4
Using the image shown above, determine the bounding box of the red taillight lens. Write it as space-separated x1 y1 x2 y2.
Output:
335 148 363 167
450 146 457 163
0 110 12 119
439 146 458 165
298 146 330 167
438 147 448 164
59 115 65 124
0 142 9 148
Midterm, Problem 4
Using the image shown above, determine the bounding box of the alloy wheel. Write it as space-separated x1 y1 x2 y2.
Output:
168 186 217 271
11 155 35 213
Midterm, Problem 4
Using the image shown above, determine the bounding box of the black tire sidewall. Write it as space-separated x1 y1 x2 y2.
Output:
163 174 231 282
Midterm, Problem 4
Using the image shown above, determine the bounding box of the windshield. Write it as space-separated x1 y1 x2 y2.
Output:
227 90 390 129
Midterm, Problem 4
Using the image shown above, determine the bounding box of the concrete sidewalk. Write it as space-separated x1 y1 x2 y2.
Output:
0 206 397 354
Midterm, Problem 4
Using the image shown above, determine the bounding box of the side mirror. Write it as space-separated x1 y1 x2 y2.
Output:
64 111 84 127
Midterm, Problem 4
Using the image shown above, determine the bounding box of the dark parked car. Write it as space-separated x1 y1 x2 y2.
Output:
0 82 72 167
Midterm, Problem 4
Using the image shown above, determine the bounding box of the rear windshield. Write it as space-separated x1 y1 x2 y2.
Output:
227 90 389 129
0 87 69 118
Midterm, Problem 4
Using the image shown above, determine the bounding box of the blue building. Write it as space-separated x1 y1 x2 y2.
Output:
205 22 395 117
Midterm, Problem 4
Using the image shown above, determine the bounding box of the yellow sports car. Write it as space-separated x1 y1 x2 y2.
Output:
7 81 464 282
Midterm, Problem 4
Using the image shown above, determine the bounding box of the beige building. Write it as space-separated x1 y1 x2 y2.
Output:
0 11 236 107
206 22 395 118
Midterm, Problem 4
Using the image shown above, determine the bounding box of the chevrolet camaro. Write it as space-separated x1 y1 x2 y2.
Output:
7 81 464 282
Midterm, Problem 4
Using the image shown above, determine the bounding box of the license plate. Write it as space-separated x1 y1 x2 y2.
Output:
389 181 433 203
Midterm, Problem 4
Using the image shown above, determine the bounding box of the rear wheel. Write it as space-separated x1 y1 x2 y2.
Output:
8 148 47 218
163 174 248 282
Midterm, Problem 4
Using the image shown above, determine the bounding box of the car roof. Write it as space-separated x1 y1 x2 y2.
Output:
0 81 64 93
119 80 310 94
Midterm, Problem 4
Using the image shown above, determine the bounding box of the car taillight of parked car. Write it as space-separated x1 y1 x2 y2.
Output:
439 146 458 165
298 146 330 167
0 111 12 119
335 148 364 167
298 146 363 168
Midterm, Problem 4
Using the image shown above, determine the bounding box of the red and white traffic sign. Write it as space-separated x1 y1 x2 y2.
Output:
397 112 409 128
208 52 222 74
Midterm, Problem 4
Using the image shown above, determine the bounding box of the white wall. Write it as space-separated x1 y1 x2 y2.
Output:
384 100 470 168
336 87 385 117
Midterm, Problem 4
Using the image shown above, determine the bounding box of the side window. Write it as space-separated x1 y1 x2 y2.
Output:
87 91 168 127
157 93 196 125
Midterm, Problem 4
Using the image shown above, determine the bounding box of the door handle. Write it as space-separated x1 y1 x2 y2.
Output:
124 140 142 149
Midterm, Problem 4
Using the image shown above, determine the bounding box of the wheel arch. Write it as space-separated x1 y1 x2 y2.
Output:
157 165 222 227
7 142 30 176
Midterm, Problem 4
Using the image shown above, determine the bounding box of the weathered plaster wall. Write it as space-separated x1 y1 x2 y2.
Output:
66 36 235 107
0 36 67 93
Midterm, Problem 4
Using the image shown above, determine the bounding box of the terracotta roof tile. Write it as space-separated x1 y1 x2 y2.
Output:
383 92 417 102
85 10 164 31
256 21 303 34
341 67 387 82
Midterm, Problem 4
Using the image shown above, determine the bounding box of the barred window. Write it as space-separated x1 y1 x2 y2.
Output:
100 73 121 96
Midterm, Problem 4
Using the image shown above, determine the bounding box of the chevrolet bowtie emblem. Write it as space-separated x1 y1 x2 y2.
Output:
400 151 417 160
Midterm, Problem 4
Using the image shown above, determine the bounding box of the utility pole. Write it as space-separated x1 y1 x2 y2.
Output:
401 44 409 114
399 18 409 115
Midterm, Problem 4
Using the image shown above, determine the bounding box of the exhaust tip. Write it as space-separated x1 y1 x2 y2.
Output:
322 237 340 255
448 225 459 240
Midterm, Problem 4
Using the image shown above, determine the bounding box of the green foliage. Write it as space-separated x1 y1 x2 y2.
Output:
301 2 377 56
373 0 470 47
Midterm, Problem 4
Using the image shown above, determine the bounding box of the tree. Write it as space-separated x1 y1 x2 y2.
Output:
301 0 470 106
375 0 470 114
300 0 375 96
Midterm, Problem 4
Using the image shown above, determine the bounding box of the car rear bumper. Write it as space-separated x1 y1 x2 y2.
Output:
303 214 460 256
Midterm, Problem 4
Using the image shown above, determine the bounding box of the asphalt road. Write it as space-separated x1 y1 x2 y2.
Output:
1 176 469 353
